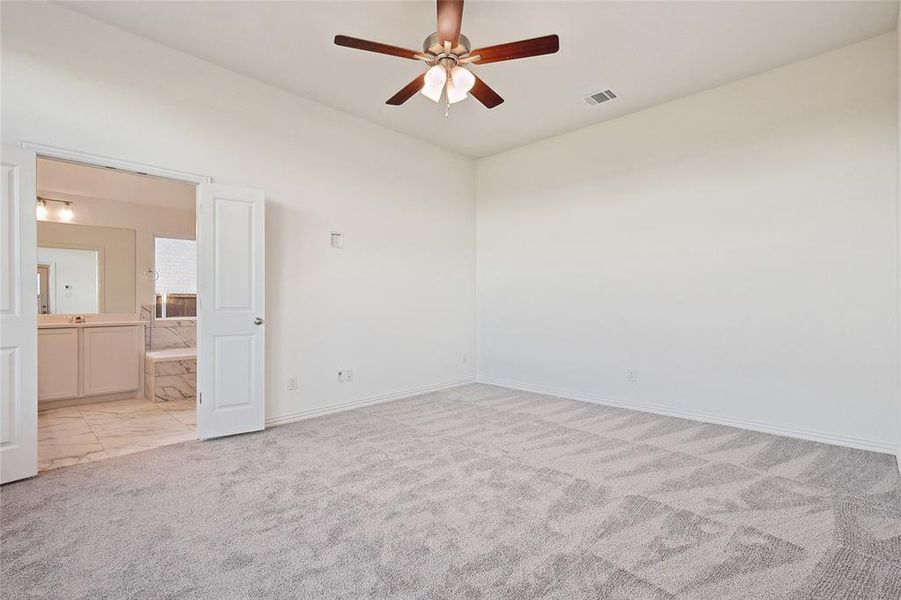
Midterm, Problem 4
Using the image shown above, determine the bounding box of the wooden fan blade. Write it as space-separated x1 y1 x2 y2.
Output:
437 0 464 47
334 35 420 60
470 75 504 109
386 74 426 105
471 34 559 65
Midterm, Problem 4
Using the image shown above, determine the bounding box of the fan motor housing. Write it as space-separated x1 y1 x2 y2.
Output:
423 32 471 56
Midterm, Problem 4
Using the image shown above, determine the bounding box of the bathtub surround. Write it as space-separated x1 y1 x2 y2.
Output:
150 320 195 350
141 305 197 404
147 319 197 350
144 349 197 403
139 304 196 351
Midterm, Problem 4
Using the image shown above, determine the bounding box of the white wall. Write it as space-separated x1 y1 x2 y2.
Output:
2 3 476 421
477 33 899 452
896 5 900 465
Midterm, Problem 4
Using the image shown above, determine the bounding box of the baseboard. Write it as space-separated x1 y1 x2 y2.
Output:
39 391 138 410
265 377 476 427
478 376 897 456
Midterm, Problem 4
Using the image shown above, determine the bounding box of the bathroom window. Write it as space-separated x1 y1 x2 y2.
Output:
155 236 197 318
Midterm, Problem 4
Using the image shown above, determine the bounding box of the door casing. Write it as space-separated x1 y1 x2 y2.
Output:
4 143 213 483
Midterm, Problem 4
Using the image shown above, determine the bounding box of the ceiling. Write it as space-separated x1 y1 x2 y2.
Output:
64 1 898 158
38 158 196 210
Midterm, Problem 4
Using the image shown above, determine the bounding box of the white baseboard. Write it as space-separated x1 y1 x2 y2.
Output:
265 377 476 427
478 376 897 456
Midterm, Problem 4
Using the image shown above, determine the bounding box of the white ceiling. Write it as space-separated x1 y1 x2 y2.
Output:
38 158 196 210
64 1 898 158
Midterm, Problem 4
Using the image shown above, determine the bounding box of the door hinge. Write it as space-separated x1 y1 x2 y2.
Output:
199 392 202 405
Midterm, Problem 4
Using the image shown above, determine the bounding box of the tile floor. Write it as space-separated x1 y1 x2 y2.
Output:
38 397 196 472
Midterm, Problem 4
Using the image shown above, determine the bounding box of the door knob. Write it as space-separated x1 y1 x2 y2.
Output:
253 317 264 326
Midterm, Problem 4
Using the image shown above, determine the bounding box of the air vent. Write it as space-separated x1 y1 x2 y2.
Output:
585 89 617 105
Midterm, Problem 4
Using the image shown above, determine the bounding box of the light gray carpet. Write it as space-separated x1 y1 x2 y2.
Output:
2 384 900 599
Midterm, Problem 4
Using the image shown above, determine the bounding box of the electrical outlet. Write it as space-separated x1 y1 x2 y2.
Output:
337 370 346 383
627 369 637 382
287 376 298 391
462 352 469 364
346 369 354 382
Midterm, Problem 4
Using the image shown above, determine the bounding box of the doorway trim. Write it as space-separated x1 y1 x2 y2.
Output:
21 142 212 185
25 142 212 461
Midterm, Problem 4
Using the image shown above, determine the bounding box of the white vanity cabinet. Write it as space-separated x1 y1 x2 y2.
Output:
81 326 143 396
38 322 144 404
37 328 79 400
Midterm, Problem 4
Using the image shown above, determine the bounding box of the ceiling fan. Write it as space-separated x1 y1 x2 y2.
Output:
334 0 559 114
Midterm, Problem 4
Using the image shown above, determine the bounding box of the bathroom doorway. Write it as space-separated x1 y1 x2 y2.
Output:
2 143 266 484
34 156 199 471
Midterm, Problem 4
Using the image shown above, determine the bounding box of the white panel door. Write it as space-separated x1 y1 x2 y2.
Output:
0 146 37 484
196 183 265 439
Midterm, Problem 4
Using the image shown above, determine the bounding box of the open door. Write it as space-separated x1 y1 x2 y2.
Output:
1 146 38 484
196 183 265 439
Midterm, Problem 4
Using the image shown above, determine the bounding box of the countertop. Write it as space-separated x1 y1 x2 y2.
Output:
38 320 146 330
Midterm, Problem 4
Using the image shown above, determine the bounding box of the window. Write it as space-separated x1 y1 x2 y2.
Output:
155 236 197 318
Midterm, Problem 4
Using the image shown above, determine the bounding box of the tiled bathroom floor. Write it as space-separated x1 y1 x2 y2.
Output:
38 397 196 472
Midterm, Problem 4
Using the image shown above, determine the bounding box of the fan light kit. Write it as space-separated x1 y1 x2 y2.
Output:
335 0 559 116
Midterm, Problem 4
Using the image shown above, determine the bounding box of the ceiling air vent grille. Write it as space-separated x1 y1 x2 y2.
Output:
585 89 617 105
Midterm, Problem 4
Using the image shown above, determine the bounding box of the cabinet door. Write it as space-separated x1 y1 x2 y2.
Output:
38 328 79 401
82 326 142 396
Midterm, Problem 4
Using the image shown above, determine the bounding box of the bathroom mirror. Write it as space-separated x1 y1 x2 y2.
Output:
37 222 136 314
37 247 100 314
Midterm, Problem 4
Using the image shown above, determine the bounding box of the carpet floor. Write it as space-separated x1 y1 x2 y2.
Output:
2 384 900 599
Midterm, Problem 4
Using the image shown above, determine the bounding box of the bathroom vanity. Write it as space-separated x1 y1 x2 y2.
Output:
38 319 145 405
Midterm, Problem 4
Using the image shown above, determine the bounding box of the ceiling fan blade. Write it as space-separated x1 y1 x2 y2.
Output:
334 35 420 60
471 34 559 65
437 0 464 47
386 74 426 105
470 75 504 109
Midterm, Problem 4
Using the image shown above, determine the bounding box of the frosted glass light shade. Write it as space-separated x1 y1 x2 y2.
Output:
35 201 48 220
421 65 447 102
447 67 476 104
58 203 74 222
